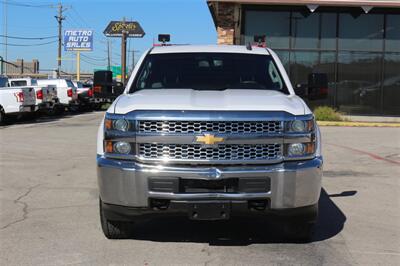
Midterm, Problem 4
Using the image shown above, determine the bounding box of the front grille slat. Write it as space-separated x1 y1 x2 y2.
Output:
138 120 282 134
139 143 282 161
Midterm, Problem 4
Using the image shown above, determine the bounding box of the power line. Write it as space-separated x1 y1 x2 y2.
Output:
0 34 57 40
80 57 106 66
0 0 54 8
0 40 57 46
80 54 107 61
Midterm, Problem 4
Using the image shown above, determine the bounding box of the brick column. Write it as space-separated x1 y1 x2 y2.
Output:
214 2 239 45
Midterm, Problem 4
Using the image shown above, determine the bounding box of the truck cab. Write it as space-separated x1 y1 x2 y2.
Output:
97 44 326 240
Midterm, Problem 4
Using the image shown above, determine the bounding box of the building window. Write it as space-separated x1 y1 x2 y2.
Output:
338 13 384 51
244 10 290 48
337 52 382 114
383 53 400 115
290 12 336 50
242 6 400 115
386 15 400 52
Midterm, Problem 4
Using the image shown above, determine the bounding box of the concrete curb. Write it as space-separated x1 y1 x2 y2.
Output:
317 121 400 127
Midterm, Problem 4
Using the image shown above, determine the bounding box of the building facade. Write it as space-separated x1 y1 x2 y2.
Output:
2 59 40 75
208 0 400 115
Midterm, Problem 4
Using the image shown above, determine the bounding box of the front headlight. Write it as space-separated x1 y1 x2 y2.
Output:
104 118 131 132
286 119 314 133
288 143 305 156
114 141 131 154
113 119 129 132
286 142 315 158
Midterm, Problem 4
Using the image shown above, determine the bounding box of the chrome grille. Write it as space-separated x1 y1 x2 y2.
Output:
138 143 282 161
138 120 282 134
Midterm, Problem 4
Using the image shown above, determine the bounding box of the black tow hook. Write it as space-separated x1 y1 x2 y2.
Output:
248 200 268 211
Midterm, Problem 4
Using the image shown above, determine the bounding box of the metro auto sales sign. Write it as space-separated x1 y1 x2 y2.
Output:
64 29 93 51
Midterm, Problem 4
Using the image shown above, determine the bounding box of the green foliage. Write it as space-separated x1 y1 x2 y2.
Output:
314 106 344 121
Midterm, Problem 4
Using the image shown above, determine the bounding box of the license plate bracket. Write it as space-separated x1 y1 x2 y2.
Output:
188 201 230 220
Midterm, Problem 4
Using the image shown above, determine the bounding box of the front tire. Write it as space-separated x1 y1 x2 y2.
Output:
99 199 133 239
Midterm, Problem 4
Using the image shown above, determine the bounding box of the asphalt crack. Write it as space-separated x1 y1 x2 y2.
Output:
1 184 41 230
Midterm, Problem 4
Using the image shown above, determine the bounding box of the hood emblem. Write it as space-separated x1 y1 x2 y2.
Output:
196 134 224 145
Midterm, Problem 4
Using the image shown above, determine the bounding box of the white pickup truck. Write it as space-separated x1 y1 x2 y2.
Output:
97 45 327 241
36 79 78 112
0 76 36 124
7 78 58 112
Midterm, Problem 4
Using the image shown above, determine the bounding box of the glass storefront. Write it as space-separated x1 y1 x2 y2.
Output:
243 6 400 115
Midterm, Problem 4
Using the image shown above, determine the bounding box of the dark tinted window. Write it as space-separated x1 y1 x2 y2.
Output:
244 11 290 49
131 53 287 93
386 15 400 52
383 53 400 115
337 52 382 114
10 80 27 87
339 13 384 51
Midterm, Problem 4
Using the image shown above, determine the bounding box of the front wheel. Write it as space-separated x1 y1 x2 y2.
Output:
99 199 133 239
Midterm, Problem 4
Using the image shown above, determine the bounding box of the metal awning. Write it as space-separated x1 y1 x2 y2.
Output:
206 0 400 8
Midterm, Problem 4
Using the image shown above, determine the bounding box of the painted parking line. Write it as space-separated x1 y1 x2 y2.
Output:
318 121 400 127
327 143 400 165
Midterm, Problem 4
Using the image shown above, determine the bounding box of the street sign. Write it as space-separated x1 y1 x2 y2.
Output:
103 21 145 37
64 29 93 51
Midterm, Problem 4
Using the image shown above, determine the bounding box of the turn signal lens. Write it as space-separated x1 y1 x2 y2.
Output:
105 141 113 153
305 142 315 154
104 119 112 130
306 120 314 131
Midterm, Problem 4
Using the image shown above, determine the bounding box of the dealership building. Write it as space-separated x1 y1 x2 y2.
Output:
207 0 400 115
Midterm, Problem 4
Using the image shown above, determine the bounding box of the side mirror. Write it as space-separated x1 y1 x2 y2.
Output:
294 83 307 96
307 73 328 100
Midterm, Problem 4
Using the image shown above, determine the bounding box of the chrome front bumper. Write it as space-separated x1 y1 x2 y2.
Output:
97 156 323 210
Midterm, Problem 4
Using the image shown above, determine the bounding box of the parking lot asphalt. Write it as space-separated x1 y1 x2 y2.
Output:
0 112 399 266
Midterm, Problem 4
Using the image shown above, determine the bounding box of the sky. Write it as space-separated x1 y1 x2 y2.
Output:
1 0 217 73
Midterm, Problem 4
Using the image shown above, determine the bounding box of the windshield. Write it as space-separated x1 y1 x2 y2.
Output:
130 53 287 93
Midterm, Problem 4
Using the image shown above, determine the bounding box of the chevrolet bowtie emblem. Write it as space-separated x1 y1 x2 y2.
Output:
196 134 224 145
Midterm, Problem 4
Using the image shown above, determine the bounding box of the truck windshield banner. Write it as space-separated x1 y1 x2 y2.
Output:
64 29 93 51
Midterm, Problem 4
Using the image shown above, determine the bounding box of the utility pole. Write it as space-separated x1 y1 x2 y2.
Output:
55 2 66 78
107 39 111 71
0 56 3 75
3 0 8 75
121 18 127 85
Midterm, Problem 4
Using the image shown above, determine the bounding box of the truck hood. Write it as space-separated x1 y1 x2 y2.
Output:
112 89 308 116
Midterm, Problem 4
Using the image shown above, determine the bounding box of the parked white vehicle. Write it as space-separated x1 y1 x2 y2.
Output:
97 44 328 240
0 76 36 124
7 78 58 110
73 81 93 108
36 79 78 110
